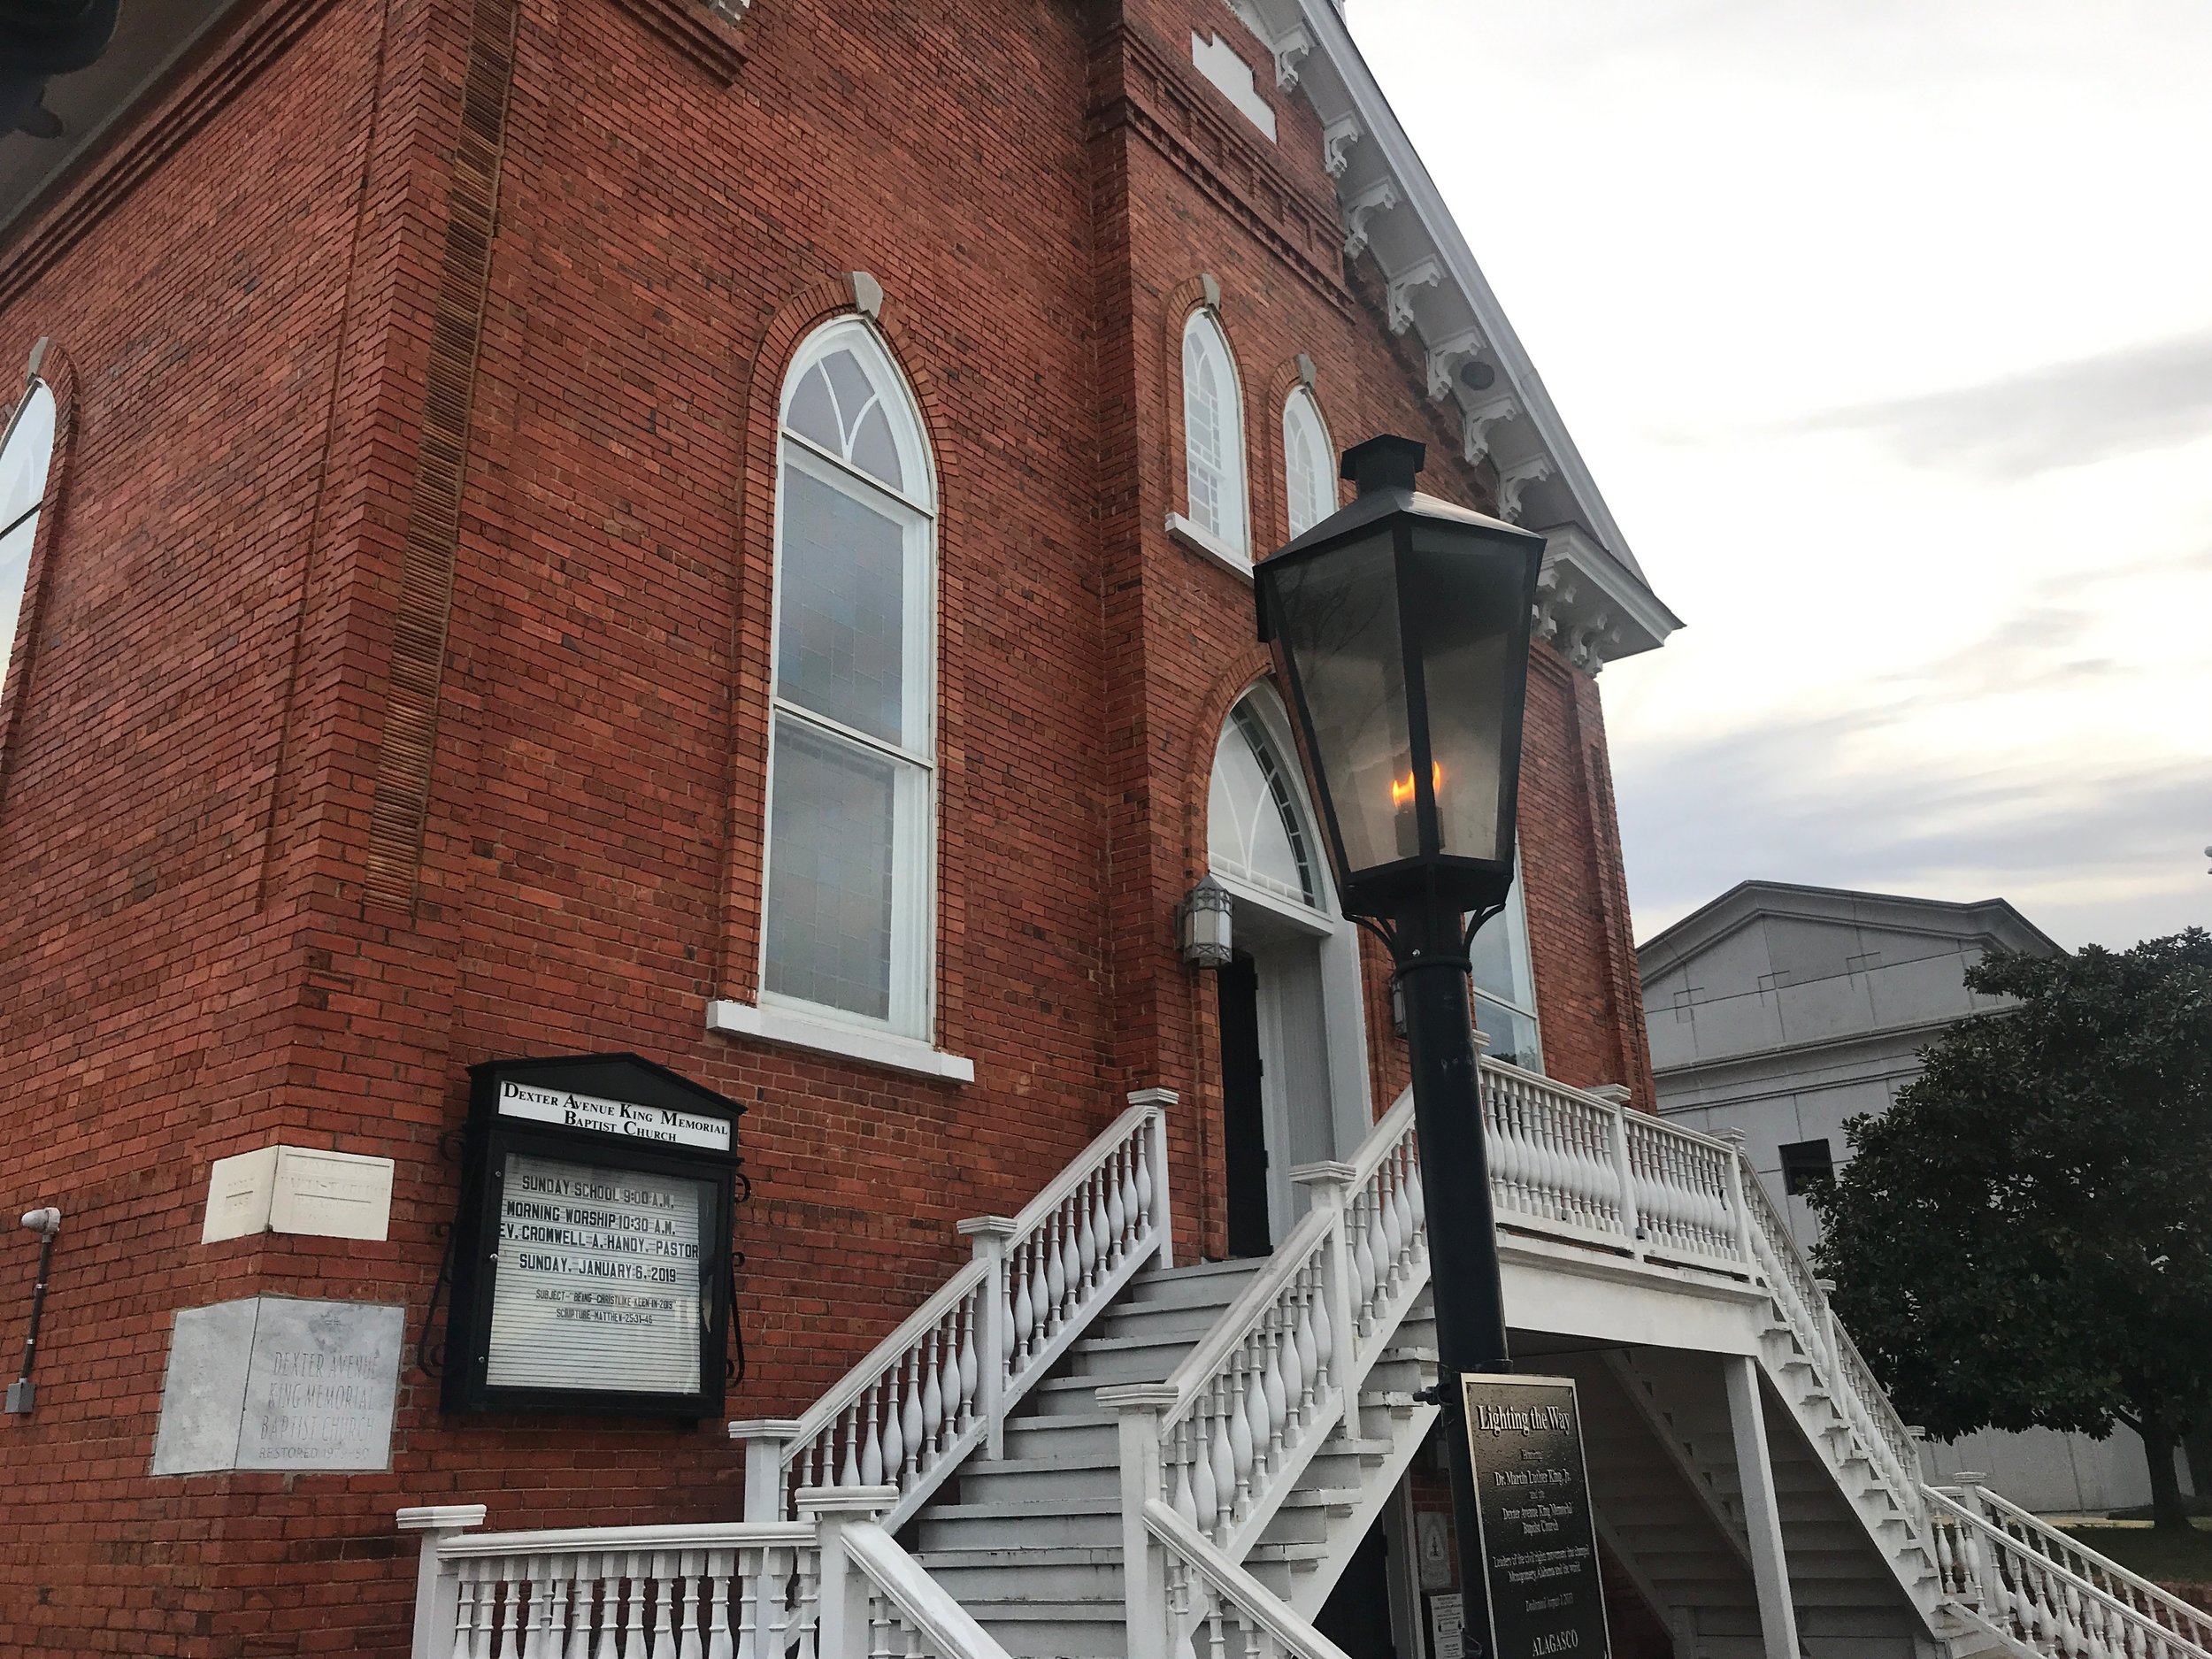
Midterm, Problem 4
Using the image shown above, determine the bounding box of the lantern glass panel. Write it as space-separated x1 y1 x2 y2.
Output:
1408 526 1525 867
1268 529 1413 878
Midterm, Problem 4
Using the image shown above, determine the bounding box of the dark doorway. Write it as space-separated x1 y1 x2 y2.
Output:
1316 1518 1400 1659
1217 951 1271 1258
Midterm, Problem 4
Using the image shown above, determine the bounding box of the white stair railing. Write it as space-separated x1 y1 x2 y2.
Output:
1482 1055 1747 1276
1928 1483 2212 1659
1146 1500 1356 1659
397 1507 822 1659
1738 1158 1929 1536
1132 1089 1426 1567
399 1490 1018 1659
733 1099 1171 1528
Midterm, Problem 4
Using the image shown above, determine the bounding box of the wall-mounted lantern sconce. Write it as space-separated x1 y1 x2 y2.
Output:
6 1206 62 1415
1177 875 1234 969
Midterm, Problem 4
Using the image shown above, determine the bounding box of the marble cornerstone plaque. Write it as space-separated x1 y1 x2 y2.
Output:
202 1146 395 1243
151 1296 403 1474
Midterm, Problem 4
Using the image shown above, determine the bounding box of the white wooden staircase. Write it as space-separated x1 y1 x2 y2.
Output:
398 1071 2212 1659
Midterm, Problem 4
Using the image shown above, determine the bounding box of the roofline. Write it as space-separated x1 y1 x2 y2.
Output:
1297 0 1678 627
1636 879 2064 977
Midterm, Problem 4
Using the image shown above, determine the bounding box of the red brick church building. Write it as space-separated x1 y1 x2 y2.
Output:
1 4 2027 1659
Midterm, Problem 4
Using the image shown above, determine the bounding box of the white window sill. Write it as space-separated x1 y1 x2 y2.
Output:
706 999 976 1084
1166 512 1254 583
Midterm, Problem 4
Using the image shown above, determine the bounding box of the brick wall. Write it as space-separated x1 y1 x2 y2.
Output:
0 0 1662 1648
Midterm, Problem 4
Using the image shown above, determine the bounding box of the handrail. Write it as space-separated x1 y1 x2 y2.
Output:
846 1522 1017 1659
1926 1486 2212 1659
1158 1202 1333 1415
1739 1162 1927 1533
1146 1500 1356 1659
740 1099 1171 1527
437 1519 817 1556
1940 1482 2212 1650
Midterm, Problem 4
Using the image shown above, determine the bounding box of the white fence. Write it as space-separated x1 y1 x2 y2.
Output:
399 1489 1012 1659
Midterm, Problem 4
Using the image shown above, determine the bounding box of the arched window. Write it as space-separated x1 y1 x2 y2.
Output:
763 319 935 1035
1181 311 1248 557
0 379 57 695
1282 387 1334 539
1208 702 1318 909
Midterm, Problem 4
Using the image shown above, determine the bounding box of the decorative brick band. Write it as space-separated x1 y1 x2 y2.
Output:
0 0 344 311
1091 25 1351 314
601 0 748 86
362 0 521 913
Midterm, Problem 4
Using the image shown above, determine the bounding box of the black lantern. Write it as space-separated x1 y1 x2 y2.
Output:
1255 434 1546 1659
1254 434 1545 927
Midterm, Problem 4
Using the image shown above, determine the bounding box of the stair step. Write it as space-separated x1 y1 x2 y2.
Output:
911 1546 1120 1571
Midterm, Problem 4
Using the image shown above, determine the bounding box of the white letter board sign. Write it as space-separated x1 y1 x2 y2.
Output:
444 1054 747 1419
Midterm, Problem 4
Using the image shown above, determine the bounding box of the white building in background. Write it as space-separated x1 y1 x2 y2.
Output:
1639 880 2192 1516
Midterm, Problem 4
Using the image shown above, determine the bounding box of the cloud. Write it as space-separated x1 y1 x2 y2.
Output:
1617 714 2212 949
1793 331 2212 479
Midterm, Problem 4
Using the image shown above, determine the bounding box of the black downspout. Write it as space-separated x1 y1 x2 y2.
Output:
5 1214 60 1415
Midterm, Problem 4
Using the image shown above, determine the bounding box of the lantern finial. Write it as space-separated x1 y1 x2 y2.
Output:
1340 434 1425 495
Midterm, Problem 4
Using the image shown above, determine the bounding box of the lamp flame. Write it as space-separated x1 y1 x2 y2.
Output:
1390 762 1443 810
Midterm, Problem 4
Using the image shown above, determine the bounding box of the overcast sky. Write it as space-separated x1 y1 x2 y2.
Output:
1353 1 2212 950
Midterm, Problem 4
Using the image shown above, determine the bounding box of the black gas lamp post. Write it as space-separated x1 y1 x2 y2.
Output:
1252 434 1545 1653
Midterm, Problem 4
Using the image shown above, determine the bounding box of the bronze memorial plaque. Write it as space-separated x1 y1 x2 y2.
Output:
1460 1374 1611 1659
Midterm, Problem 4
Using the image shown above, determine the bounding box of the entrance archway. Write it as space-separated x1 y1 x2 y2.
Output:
1205 693 1373 1255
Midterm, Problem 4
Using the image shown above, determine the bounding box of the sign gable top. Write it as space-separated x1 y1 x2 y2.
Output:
471 1052 746 1127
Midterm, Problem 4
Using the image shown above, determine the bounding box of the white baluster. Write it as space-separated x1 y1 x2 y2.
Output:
1229 1361 1256 1516
594 1561 624 1659
646 1562 674 1659
1208 1386 1236 1539
1190 1407 1218 1536
1087 1173 1110 1288
857 1384 883 1486
490 1562 522 1659
1135 1129 1156 1238
955 1295 978 1432
679 1557 707 1659
1110 1144 1133 1261
1043 1215 1067 1329
1363 1185 1390 1317
704 1550 733 1659
1310 1257 1335 1391
899 1351 925 1484
1260 1315 1287 1462
1293 1267 1318 1417
918 1330 943 1470
449 1564 481 1659
1015 1236 1039 1363
1059 1205 1083 1317
1075 1177 1100 1294
1171 1416 1199 1525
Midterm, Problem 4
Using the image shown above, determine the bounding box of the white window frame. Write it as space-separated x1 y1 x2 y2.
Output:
1471 844 1544 1072
1180 310 1248 560
0 377 58 706
757 319 938 1042
1282 385 1334 539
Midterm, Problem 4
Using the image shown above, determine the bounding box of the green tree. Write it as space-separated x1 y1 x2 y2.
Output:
1810 928 2212 1532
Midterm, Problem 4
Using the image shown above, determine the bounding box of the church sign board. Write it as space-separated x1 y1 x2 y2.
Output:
444 1054 747 1419
1460 1374 1611 1659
